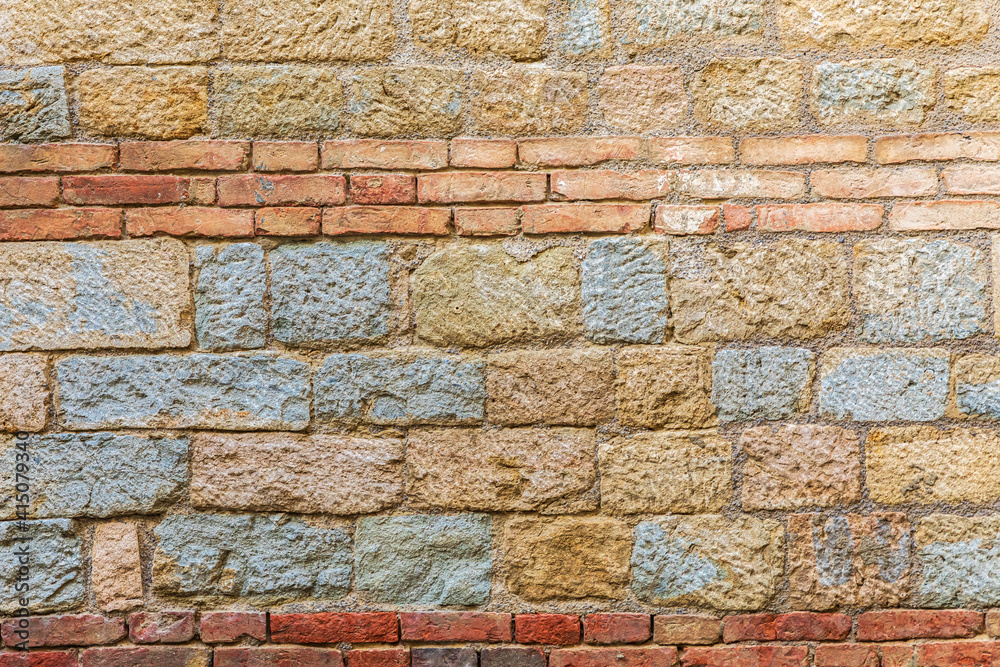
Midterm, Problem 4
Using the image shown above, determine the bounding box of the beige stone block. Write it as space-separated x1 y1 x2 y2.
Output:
615 345 716 429
214 66 343 137
0 354 46 432
812 59 936 127
558 0 612 57
621 0 764 49
349 67 464 137
692 59 802 131
92 522 143 611
598 66 687 133
946 68 1000 123
410 0 547 59
472 68 587 135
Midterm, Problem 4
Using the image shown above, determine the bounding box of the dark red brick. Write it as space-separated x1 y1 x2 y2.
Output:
916 641 1000 667
214 647 343 667
270 612 398 644
400 612 511 643
345 648 409 667
63 175 190 205
584 613 651 645
198 611 267 643
858 610 983 642
515 614 580 645
0 652 77 667
0 177 59 207
682 646 809 667
81 646 210 667
127 611 195 644
1 615 125 648
722 614 778 642
815 644 879 667
724 613 851 643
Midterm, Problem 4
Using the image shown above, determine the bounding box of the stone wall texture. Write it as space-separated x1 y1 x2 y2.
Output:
3 0 1000 665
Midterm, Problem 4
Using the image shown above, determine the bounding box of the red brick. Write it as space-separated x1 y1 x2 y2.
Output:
654 204 719 235
522 203 649 233
875 132 1000 164
943 164 1000 194
481 647 545 667
127 611 195 644
857 610 983 642
253 141 319 172
323 140 448 170
199 611 267 643
454 207 519 236
550 169 673 200
63 175 190 205
255 207 321 236
681 646 809 667
550 648 677 667
119 141 247 171
270 612 398 644
215 647 343 667
654 615 721 646
399 612 511 643
515 614 581 645
1 615 124 648
740 135 867 165
417 172 546 203
880 645 914 667
757 203 883 232
350 174 416 204
916 641 1000 667
0 208 121 241
890 199 1000 231
811 167 938 198
989 610 1000 638
723 204 752 232
722 614 779 643
412 648 474 667
0 177 59 207
814 645 878 667
345 648 409 667
81 646 210 667
0 652 77 667
518 136 645 166
648 137 734 165
0 144 116 173
126 207 253 237
451 138 517 168
217 174 346 207
776 613 851 642
322 206 450 235
677 169 806 199
583 614 651 645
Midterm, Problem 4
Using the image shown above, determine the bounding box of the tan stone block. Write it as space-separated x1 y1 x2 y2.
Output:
914 514 1000 607
616 346 716 429
472 68 587 135
76 67 207 139
598 430 731 514
349 67 464 137
504 516 631 600
410 0 547 59
741 425 861 511
407 427 597 513
812 59 935 127
92 522 143 611
191 433 403 514
692 59 802 131
620 0 764 49
486 349 614 426
598 66 686 133
0 354 47 432
946 68 1000 123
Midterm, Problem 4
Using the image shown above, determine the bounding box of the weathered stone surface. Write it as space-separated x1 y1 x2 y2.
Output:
57 354 311 430
559 0 611 56
776 0 990 48
955 354 1000 419
787 513 911 610
407 428 597 513
486 349 614 426
712 347 813 422
92 522 143 612
0 67 69 141
616 346 715 428
154 513 351 603
946 68 1000 122
413 244 580 348
129 611 196 644
505 516 631 600
214 66 343 137
315 353 484 425
349 67 463 137
915 514 1000 607
472 69 587 135
410 0 547 58
692 59 802 131
582 238 669 345
741 425 861 511
0 354 46 432
598 430 731 515
622 0 764 49
221 0 393 61
631 515 784 610
76 67 208 139
0 433 186 519
812 59 935 127
0 239 189 351
670 240 850 343
270 242 391 346
195 244 266 352
819 348 949 421
355 514 491 605
191 433 404 515
598 66 686 132
0 519 82 614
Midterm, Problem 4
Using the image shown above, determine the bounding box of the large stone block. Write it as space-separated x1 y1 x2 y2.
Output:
214 66 343 137
946 67 1000 122
812 59 936 126
0 519 83 614
56 354 311 430
621 0 764 49
559 0 611 56
955 354 1000 419
787 513 910 610
616 346 715 428
631 515 784 610
692 59 802 131
0 354 47 432
819 348 949 421
153 513 352 603
0 67 69 141
598 66 686 132
270 242 392 346
195 244 266 352
916 514 1000 607
349 67 463 137
712 347 813 422
407 428 597 513
598 430 731 514
410 0 547 59
92 522 143 611
413 244 580 348
0 239 189 351
191 433 404 514
854 239 988 343
355 514 492 605
504 516 631 600
472 69 587 135
670 240 850 343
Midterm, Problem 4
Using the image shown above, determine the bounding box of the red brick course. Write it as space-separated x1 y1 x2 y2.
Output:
399 612 511 643
270 612 398 644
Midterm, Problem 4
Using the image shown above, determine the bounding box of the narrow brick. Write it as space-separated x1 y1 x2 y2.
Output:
255 207 321 236
551 648 678 667
518 136 645 166
63 175 190 205
682 646 808 667
481 648 545 667
120 141 247 171
350 174 416 204
0 653 76 667
915 642 1000 666
214 647 343 667
989 610 1000 638
0 614 125 648
0 177 59 207
515 614 580 645
322 206 450 235
400 612 511 642
584 614 651 645
653 615 721 646
92 523 142 612
677 169 806 199
217 174 346 207
128 611 195 644
890 200 1000 231
776 613 852 641
812 167 939 198
858 610 983 642
0 208 121 241
723 203 752 231
81 646 211 667
454 207 519 236
551 169 672 201
648 137 735 165
271 612 399 644
323 140 448 170
450 138 517 168
876 132 1000 163
126 207 254 237
346 648 409 667
740 135 867 165
253 141 319 172
757 203 883 232
653 204 719 235
814 645 879 667
943 164 1000 194
417 172 546 203
199 612 267 643
522 203 648 233
0 143 116 173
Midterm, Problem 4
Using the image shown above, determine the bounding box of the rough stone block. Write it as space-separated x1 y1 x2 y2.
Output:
946 67 1000 122
0 67 69 141
0 519 82 614
622 0 763 48
955 354 1000 419
349 67 463 137
195 244 267 351
410 0 547 58
916 514 1000 607
615 346 716 429
559 0 611 56
692 59 802 131
598 66 686 132
0 354 47 432
812 59 936 126
92 522 142 612
214 66 343 137
711 347 813 422
472 68 587 135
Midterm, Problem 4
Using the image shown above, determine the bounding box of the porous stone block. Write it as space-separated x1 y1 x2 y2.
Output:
195 244 266 351
622 0 764 48
692 58 802 131
812 59 936 126
598 66 686 132
349 67 463 137
711 347 813 422
616 346 715 429
0 67 69 141
472 68 587 135
0 519 83 614
355 514 492 605
92 522 143 612
0 354 47 432
915 514 1000 607
214 66 343 137
631 515 784 610
598 430 731 514
559 0 611 56
410 0 547 58
955 354 1000 419
946 67 1000 122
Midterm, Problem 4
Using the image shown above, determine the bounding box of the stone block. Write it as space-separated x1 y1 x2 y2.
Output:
712 347 813 422
812 59 936 126
472 68 587 135
349 67 463 137
559 0 611 56
92 522 142 612
598 66 686 132
615 346 716 429
0 519 82 614
195 244 267 351
955 354 1000 419
0 354 47 432
622 0 764 49
410 0 547 58
0 67 69 141
692 59 802 131
915 514 1000 607
214 66 343 137
946 67 1000 122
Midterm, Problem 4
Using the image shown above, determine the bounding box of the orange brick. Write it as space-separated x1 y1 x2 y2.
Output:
723 203 752 231
126 207 254 237
551 170 672 201
890 200 1000 231
677 169 806 199
0 208 121 241
217 174 346 207
880 645 915 667
943 165 1000 194
322 206 450 236
875 132 1000 164
450 138 517 168
682 646 808 667
119 141 248 171
858 610 983 642
350 174 416 205
0 177 60 207
740 135 867 165
518 136 645 167
654 205 719 235
255 207 321 236
252 141 319 172
916 642 1000 667
63 175 191 205
522 203 649 234
454 208 520 236
988 610 1000 638
346 648 409 667
814 644 878 667
0 143 116 173
322 140 448 170
648 137 734 165
417 172 546 203
550 648 677 667
811 167 938 198
757 203 883 232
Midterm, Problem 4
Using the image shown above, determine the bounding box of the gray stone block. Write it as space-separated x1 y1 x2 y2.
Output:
0 519 83 614
812 58 935 126
0 67 70 141
195 244 267 351
712 347 813 421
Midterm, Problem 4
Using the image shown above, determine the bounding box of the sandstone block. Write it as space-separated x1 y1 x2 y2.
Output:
214 66 343 137
349 67 463 137
0 519 82 614
915 514 1000 607
616 346 715 429
946 67 1000 122
0 354 46 432
410 0 547 58
955 354 1000 419
622 0 764 49
812 59 935 127
559 0 611 56
712 347 813 422
692 59 802 131
890 199 1000 231
472 69 587 135
598 66 686 132
92 522 142 612
0 67 69 141
195 244 266 351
